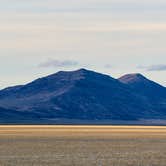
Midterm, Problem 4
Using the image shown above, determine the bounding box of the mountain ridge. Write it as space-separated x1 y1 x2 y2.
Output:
0 68 166 124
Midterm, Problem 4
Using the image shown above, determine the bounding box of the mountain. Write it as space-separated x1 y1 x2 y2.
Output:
0 69 166 124
0 107 39 123
119 73 166 118
119 73 166 100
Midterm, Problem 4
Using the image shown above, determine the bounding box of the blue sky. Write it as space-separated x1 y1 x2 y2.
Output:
0 0 166 88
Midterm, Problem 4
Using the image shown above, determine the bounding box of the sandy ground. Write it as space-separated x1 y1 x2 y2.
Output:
0 125 166 166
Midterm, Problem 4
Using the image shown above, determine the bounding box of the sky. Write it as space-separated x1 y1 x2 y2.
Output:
0 0 166 88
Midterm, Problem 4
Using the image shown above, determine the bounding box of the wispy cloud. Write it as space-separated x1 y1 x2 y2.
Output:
104 64 113 68
39 59 79 68
139 64 166 71
1 0 166 13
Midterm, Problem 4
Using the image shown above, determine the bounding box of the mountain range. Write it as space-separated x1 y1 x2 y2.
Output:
0 68 166 124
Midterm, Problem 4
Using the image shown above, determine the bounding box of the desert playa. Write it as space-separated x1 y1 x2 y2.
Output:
0 125 166 166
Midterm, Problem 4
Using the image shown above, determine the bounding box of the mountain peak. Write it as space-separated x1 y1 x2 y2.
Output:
118 73 147 84
76 68 89 72
118 72 166 100
54 68 113 80
55 68 92 76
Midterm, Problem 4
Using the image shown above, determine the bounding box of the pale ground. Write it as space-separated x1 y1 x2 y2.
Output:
0 125 166 166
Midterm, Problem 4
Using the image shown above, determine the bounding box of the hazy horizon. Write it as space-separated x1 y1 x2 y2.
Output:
1 0 166 88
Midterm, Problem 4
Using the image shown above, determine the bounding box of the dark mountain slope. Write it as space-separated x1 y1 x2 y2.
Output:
48 70 151 120
119 73 166 100
0 69 166 124
119 73 166 117
0 69 154 122
0 107 39 123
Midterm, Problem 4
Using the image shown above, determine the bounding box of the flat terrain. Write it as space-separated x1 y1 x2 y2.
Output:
0 126 166 166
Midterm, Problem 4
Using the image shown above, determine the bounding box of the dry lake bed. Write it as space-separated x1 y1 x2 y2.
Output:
0 125 166 166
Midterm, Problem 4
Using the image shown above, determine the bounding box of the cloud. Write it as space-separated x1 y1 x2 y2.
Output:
39 59 79 68
139 64 166 71
104 64 113 68
1 0 166 13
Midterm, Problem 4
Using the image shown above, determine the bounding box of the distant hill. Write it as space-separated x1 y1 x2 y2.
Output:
0 69 166 124
119 73 166 100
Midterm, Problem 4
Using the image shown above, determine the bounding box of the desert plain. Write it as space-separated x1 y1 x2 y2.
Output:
0 125 166 166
